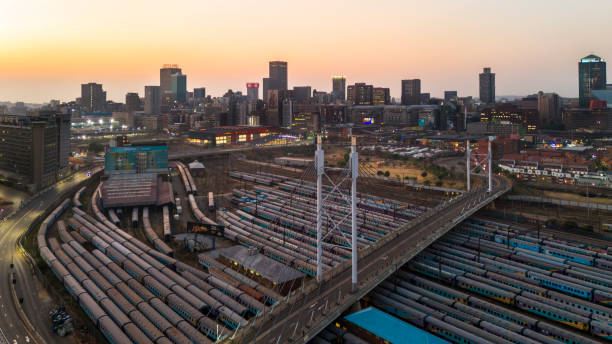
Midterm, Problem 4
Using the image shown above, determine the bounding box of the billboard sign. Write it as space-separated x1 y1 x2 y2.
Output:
104 145 168 174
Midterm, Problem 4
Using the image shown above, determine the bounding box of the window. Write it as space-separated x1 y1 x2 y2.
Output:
238 134 247 142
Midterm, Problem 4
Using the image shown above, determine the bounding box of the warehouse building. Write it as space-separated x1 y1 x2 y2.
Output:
215 245 305 295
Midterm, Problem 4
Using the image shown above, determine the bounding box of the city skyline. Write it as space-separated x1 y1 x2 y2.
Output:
2 0 612 103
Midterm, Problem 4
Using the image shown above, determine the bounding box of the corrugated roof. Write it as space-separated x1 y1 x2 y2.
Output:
216 245 305 283
343 307 449 344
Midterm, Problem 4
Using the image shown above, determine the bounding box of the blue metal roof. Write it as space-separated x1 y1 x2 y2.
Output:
343 307 449 344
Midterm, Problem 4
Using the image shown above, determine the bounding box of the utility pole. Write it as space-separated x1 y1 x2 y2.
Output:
466 139 471 192
351 136 358 293
488 137 493 193
316 135 324 282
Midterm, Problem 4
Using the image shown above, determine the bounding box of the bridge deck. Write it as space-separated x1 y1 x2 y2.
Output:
230 175 510 343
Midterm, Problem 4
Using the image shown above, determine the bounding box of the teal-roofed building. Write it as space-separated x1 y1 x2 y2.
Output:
342 307 449 344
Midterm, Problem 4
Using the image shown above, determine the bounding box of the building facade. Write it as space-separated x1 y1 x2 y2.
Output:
579 55 606 107
347 83 373 105
160 64 181 102
125 92 140 113
144 86 161 115
537 91 561 126
292 86 312 102
401 79 421 105
80 83 106 112
332 76 346 102
373 87 390 105
171 73 187 103
0 112 70 190
246 83 259 102
269 61 288 91
479 67 495 104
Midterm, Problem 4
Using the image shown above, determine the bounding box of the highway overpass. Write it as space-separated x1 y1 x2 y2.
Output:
230 174 511 343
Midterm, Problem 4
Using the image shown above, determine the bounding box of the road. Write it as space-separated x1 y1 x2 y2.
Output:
235 174 510 343
0 169 95 344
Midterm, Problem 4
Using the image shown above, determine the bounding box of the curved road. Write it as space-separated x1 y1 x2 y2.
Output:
0 169 95 344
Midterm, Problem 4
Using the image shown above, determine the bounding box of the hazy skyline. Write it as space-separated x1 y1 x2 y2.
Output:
2 0 612 103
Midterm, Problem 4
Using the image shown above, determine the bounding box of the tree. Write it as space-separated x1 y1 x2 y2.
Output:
88 142 104 154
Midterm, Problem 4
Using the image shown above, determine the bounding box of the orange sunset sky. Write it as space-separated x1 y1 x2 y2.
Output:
1 0 611 103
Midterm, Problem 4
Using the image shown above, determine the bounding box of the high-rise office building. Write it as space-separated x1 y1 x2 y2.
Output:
80 83 106 112
537 91 561 126
144 86 161 115
171 73 187 103
332 76 346 101
293 86 312 102
479 67 495 104
269 61 288 91
579 55 606 107
246 83 259 101
401 79 421 105
373 87 390 105
0 111 70 190
125 92 140 113
194 87 206 100
347 83 373 105
159 64 182 105
444 91 458 103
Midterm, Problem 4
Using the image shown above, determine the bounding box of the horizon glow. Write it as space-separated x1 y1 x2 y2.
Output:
1 0 611 103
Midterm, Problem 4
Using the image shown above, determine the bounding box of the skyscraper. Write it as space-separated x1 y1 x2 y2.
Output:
160 64 181 103
479 67 495 104
80 83 106 112
246 83 259 101
125 92 140 113
144 86 161 115
332 76 346 101
579 55 606 107
401 79 421 105
171 73 187 103
269 61 288 91
537 91 561 126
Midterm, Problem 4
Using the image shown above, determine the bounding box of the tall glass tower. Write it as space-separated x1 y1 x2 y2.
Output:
579 55 606 107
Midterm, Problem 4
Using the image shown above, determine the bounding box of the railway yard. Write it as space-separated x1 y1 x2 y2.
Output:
310 217 612 343
31 154 456 343
27 150 612 344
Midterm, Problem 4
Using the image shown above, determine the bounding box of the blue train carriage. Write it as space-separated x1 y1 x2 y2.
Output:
592 321 612 341
541 246 594 266
515 295 590 331
455 276 515 305
526 271 593 300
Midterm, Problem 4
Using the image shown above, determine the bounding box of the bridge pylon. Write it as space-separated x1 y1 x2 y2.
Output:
315 134 359 293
